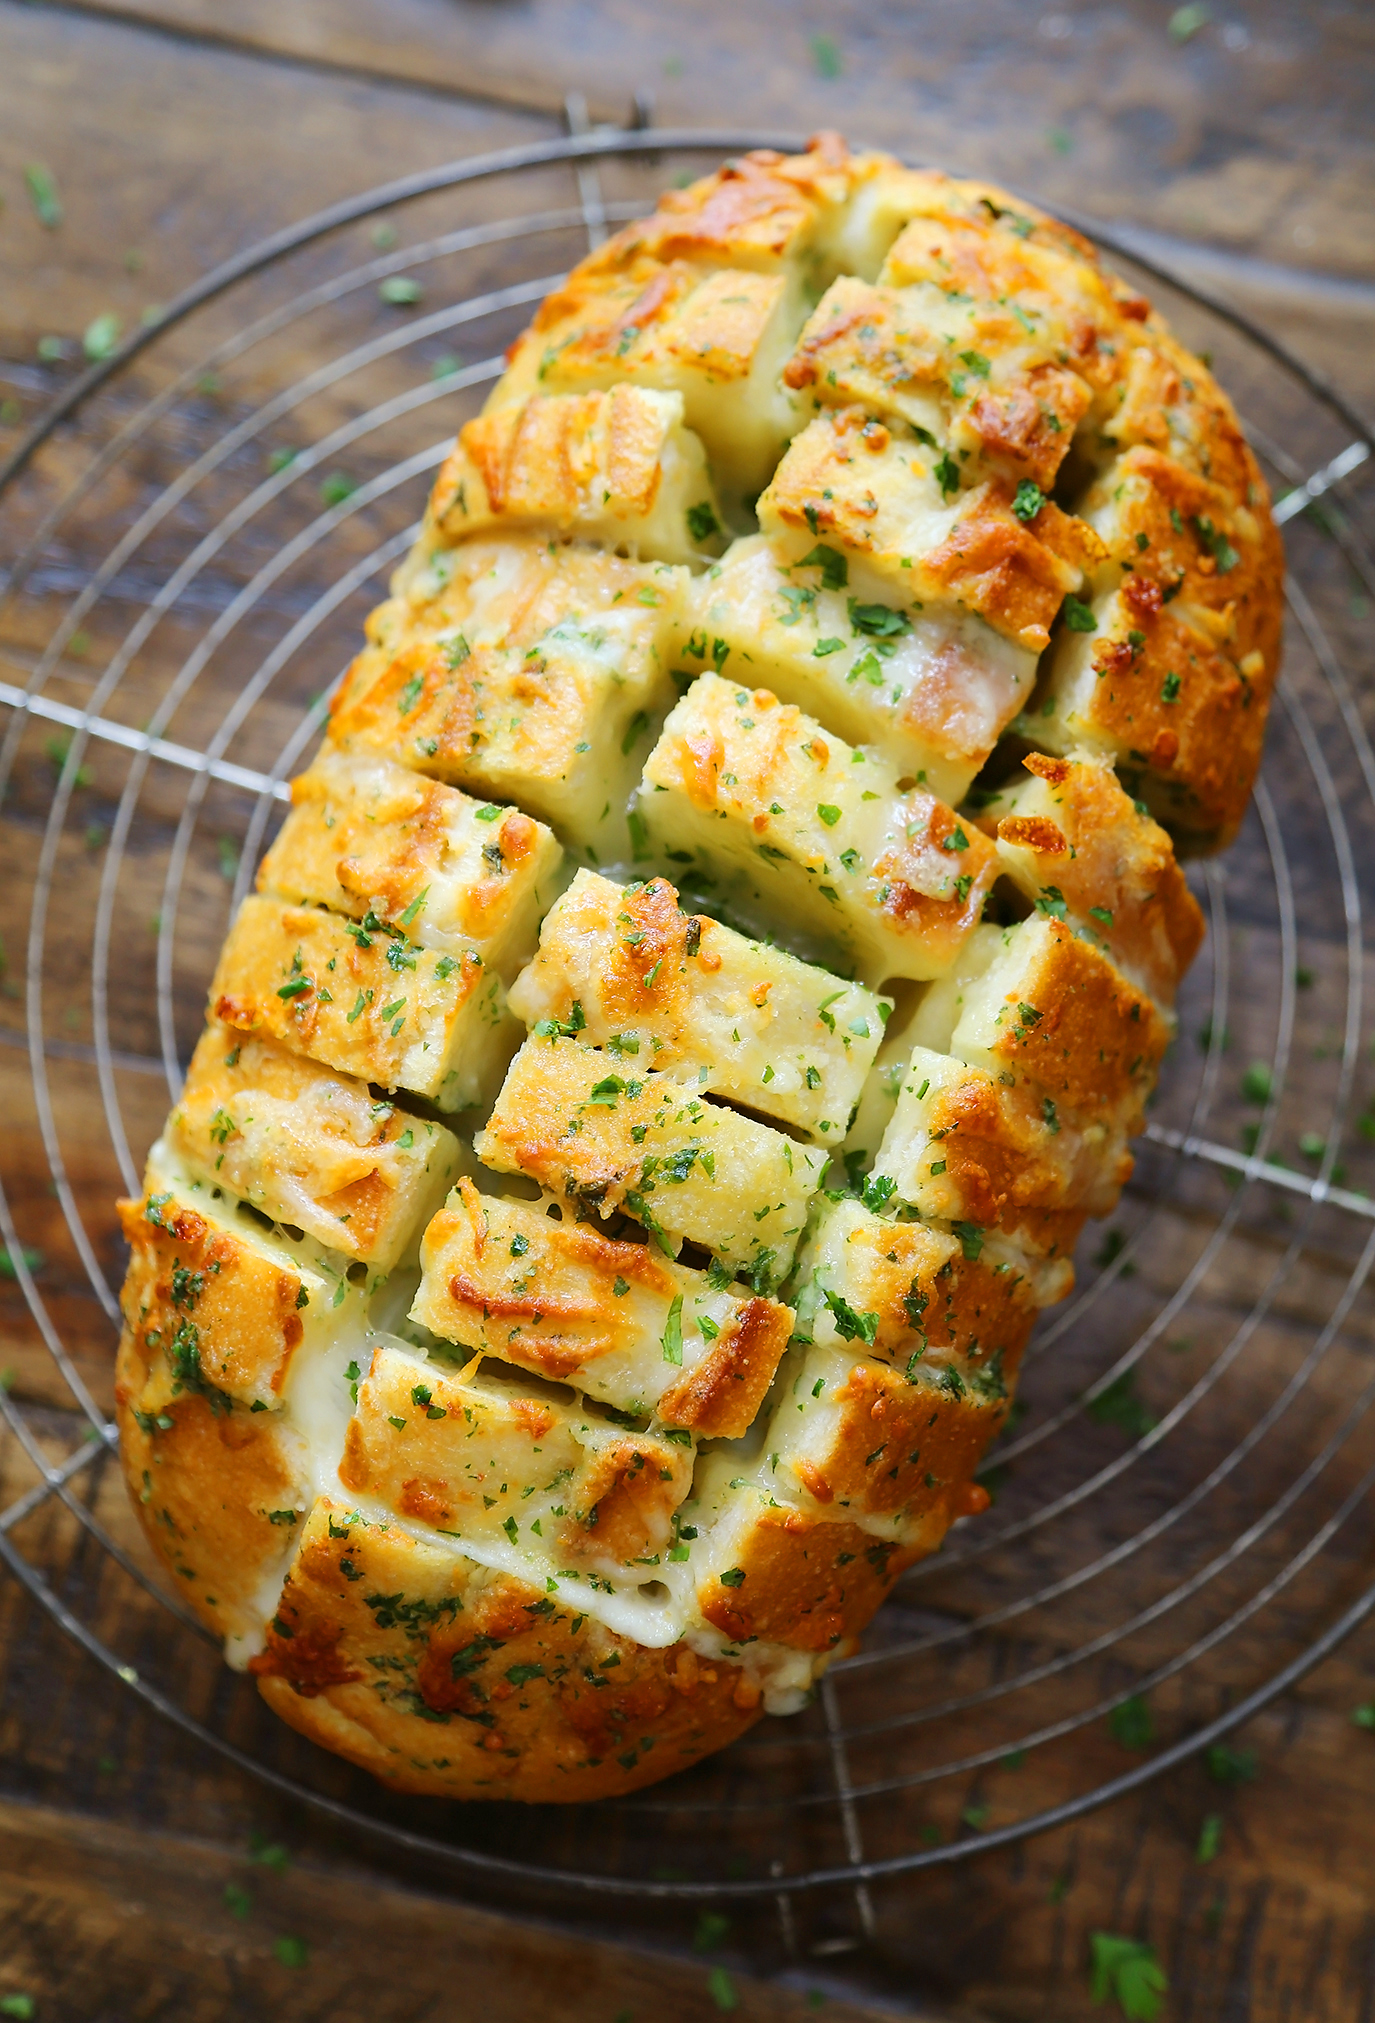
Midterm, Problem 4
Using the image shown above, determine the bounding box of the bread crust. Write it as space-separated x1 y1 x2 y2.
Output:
251 1501 761 1800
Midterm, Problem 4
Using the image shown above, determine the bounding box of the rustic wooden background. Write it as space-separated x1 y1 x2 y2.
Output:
2 2 1375 2019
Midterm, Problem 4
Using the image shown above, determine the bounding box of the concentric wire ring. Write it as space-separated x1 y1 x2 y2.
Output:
0 130 1372 1915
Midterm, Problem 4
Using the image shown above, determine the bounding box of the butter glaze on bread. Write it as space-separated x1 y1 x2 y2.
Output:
116 135 1278 1800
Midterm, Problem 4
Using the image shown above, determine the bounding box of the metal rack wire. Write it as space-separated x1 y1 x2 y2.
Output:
1 125 1373 1939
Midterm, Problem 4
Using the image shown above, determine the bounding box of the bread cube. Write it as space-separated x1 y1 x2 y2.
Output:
498 259 804 516
756 411 1103 654
759 1339 1007 1537
474 1034 825 1287
385 530 688 657
117 1167 368 1415
1102 329 1266 507
258 749 563 971
826 163 1116 308
795 1195 1052 1375
1033 445 1282 848
210 895 517 1111
872 1042 1130 1232
973 749 1204 1004
115 1156 375 1653
116 1351 305 1653
688 1476 926 1655
338 1343 693 1589
332 539 683 853
639 674 997 985
507 869 885 1143
949 914 1171 1138
412 1178 792 1437
680 535 1036 802
425 387 724 567
781 273 1092 492
168 1022 461 1270
251 1500 760 1798
601 137 844 275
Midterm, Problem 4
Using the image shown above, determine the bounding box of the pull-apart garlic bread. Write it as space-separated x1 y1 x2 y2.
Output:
116 134 1278 1801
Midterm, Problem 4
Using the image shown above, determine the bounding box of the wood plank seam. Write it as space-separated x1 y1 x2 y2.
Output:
12 0 582 123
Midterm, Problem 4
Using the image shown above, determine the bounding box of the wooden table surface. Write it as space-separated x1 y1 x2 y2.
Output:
2 3 1375 2019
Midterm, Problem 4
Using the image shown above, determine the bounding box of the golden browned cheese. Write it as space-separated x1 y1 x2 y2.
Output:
209 894 515 1110
413 1179 792 1438
258 749 562 964
116 135 1281 1803
474 1032 826 1281
168 1022 461 1268
758 413 1104 656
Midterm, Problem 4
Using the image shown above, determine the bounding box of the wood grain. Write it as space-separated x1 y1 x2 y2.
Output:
49 0 1375 285
3 3 1375 2020
0 1791 924 2023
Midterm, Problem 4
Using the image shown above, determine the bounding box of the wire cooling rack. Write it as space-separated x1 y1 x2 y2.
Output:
1 124 1374 1942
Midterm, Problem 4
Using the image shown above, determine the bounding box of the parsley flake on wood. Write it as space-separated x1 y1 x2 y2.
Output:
1088 1933 1167 2020
24 163 62 229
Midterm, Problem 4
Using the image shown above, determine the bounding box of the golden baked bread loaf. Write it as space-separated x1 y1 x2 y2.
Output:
115 135 1281 1801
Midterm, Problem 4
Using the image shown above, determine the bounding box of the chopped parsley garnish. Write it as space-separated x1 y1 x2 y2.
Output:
823 1289 879 1346
661 1292 684 1366
533 1001 586 1042
794 544 848 592
847 598 910 640
1193 514 1239 573
1012 479 1046 522
686 501 722 542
